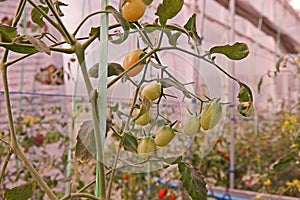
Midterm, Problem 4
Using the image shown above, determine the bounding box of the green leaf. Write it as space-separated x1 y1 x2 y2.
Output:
237 83 254 117
237 86 251 102
275 56 285 72
75 119 112 162
163 156 182 165
123 133 138 153
88 62 124 78
106 5 130 44
31 5 49 28
257 76 263 94
26 35 51 55
184 14 202 45
155 0 184 26
178 162 207 200
4 181 36 200
0 24 17 42
1 42 38 54
210 42 249 60
54 1 68 17
271 154 295 172
159 78 192 98
75 120 96 162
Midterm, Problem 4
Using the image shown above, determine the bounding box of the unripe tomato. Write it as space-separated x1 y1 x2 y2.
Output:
169 193 176 200
154 126 175 147
200 98 222 130
123 49 145 77
121 0 146 22
142 0 153 5
140 82 162 100
158 188 168 199
137 137 155 158
182 115 201 136
134 110 151 126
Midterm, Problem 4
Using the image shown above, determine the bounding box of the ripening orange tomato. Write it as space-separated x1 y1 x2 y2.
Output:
121 0 146 22
123 49 145 77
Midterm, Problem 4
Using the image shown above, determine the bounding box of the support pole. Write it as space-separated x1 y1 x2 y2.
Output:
96 0 109 198
229 0 236 190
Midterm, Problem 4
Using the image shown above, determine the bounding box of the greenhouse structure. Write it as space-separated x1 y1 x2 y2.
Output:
0 0 299 199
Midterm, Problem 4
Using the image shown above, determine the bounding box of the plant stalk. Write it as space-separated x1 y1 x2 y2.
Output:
1 65 58 200
74 42 106 200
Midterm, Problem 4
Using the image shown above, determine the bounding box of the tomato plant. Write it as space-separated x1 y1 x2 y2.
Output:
0 0 253 199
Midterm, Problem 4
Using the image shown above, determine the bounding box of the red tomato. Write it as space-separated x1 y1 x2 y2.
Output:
169 193 176 200
158 188 168 199
224 153 230 159
123 173 130 181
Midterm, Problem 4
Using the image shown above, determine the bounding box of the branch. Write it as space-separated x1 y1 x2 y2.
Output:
0 148 13 183
44 0 74 44
60 193 100 200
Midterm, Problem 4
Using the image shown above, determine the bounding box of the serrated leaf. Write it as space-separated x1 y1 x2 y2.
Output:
178 162 207 200
2 43 38 54
210 42 249 60
123 133 138 153
75 119 112 162
163 156 182 165
271 154 295 172
184 14 201 45
75 120 96 162
106 5 130 44
159 78 192 98
31 5 49 28
88 62 124 78
257 76 263 94
0 24 17 42
26 35 50 55
4 181 36 200
155 0 184 26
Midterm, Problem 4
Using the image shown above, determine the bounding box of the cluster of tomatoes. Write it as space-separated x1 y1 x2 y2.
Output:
119 0 223 159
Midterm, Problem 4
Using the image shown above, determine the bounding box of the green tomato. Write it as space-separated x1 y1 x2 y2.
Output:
154 126 175 146
137 137 155 158
134 110 151 126
183 115 201 136
140 82 162 100
200 98 222 130
142 0 153 5
121 0 146 22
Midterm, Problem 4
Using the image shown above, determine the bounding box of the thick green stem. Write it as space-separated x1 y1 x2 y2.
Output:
74 42 106 200
12 0 26 27
0 65 58 200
